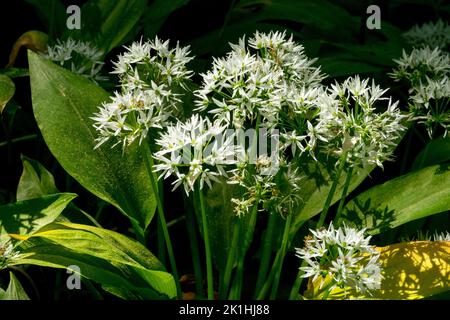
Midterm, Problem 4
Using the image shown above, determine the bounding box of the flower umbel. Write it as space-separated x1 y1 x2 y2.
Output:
45 38 106 82
295 223 382 296
316 76 406 169
0 241 20 269
153 114 239 194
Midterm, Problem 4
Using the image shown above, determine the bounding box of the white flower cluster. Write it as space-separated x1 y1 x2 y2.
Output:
45 38 106 82
295 223 382 295
316 76 406 169
194 31 324 129
0 241 20 269
92 37 194 149
404 20 450 50
153 114 239 194
228 160 303 217
433 231 450 242
112 37 193 92
391 47 449 88
391 41 450 137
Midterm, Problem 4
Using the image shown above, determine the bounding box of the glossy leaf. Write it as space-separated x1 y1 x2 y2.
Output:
0 193 77 237
28 51 156 233
0 75 15 113
88 0 146 53
320 241 450 300
290 163 375 237
340 164 450 235
13 222 176 299
411 137 450 171
0 272 30 300
16 155 58 201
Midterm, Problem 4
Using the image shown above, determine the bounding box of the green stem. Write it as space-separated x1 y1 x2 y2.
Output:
184 194 203 298
254 212 276 297
288 158 346 300
143 143 181 299
288 263 306 300
400 125 414 174
219 220 240 299
229 199 259 299
130 220 145 244
317 158 346 228
334 167 353 223
0 134 37 148
269 213 292 299
157 216 167 266
197 186 214 300
255 248 281 299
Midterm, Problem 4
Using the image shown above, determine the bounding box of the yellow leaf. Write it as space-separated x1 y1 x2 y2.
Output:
304 241 450 300
372 241 450 299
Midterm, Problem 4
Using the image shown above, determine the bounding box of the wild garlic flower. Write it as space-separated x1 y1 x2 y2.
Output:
316 76 406 169
92 37 194 149
404 20 450 50
228 161 302 217
390 47 450 88
295 223 382 295
91 88 173 149
410 77 450 137
0 241 20 269
195 31 324 128
433 231 450 242
153 115 239 194
391 46 449 137
112 37 193 92
45 38 106 82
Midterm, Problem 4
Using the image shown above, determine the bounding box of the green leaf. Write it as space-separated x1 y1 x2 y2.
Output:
411 137 450 171
144 0 190 38
316 241 450 300
0 193 77 237
13 222 176 299
15 156 100 227
87 0 146 53
0 75 15 114
204 181 241 272
0 272 30 300
28 50 156 233
16 155 58 201
290 162 375 237
0 68 29 78
340 164 450 235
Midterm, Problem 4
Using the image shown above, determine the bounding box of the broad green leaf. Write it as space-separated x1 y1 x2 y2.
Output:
16 155 58 201
307 241 450 300
13 222 176 299
0 193 77 237
15 156 100 227
411 137 450 171
28 51 156 233
290 163 376 237
373 241 450 299
204 181 241 272
340 164 450 235
0 75 15 113
144 0 190 38
0 68 29 78
87 0 146 53
0 272 30 300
